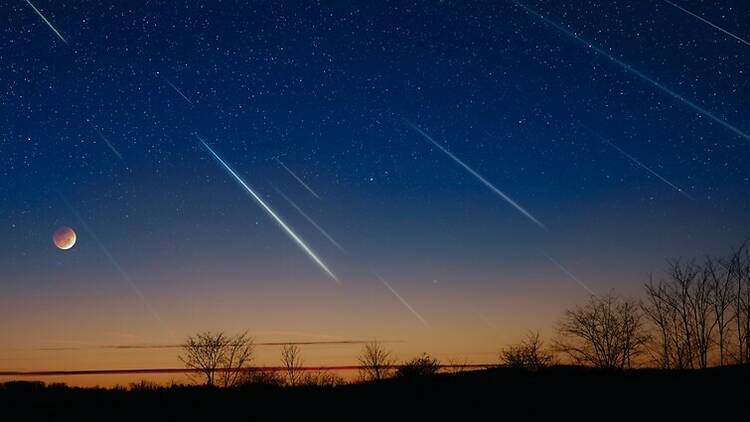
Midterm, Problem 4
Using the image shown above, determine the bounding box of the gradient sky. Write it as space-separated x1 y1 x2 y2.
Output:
1 1 748 386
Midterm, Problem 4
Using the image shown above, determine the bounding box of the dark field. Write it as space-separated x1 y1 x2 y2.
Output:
2 365 746 418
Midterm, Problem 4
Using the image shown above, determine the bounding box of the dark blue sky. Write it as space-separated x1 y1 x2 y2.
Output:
1 1 748 371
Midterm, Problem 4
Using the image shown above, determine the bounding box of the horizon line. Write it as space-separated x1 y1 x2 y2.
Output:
0 364 497 377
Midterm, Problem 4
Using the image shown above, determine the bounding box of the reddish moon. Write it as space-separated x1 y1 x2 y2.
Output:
53 226 77 250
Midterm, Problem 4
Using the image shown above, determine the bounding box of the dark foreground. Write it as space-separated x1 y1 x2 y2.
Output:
2 366 747 418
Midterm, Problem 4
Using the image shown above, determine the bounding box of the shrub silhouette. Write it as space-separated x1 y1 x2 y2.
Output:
396 353 440 378
500 331 554 370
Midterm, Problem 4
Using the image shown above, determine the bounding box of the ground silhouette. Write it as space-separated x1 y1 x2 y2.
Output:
2 365 746 418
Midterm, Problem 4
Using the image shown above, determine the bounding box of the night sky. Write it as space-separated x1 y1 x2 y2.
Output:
1 1 748 382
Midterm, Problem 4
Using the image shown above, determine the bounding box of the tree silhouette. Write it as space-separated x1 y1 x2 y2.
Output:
179 331 254 387
280 344 303 386
730 243 750 364
555 294 649 369
357 341 394 381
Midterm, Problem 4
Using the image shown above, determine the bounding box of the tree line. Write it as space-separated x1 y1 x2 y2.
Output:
504 242 750 370
178 334 440 387
179 243 750 386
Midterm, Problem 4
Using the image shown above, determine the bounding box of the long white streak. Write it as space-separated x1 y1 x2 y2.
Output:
374 272 430 329
603 138 694 200
662 0 750 46
197 135 339 284
86 119 123 161
541 251 597 296
515 1 750 142
58 193 174 339
275 158 321 199
271 184 346 253
404 119 546 230
164 79 193 105
24 0 68 45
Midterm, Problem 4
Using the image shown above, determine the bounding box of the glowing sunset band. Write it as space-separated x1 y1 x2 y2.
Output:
0 364 496 377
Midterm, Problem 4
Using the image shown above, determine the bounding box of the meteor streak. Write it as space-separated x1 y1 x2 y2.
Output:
275 158 321 199
86 119 124 161
404 119 546 229
58 193 173 338
24 0 68 45
197 135 339 283
603 138 694 200
271 184 346 253
471 307 499 331
374 272 430 329
164 79 193 105
541 251 596 296
662 0 750 46
514 1 750 143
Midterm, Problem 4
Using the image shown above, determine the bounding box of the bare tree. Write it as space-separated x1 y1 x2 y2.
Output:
219 332 255 387
555 294 649 369
280 344 304 386
667 259 701 368
642 276 680 368
358 341 394 381
500 331 554 370
730 243 750 364
706 255 736 366
179 331 255 387
640 244 750 368
691 264 717 369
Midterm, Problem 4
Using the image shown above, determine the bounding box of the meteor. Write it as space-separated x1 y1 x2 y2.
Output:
58 193 174 339
24 0 68 45
164 79 193 105
86 119 124 161
662 0 750 47
403 119 546 229
275 158 321 199
374 272 431 329
197 135 339 284
271 184 346 253
514 1 750 143
471 307 499 331
541 251 596 296
603 138 694 200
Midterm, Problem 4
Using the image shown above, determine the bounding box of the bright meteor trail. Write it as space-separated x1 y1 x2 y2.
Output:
603 138 694 200
404 119 546 230
374 272 430 329
271 184 346 253
514 1 750 143
24 0 68 45
197 135 339 284
275 158 321 199
662 0 750 47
